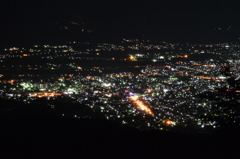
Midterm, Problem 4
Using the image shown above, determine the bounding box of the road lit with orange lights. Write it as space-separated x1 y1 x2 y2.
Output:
129 96 153 115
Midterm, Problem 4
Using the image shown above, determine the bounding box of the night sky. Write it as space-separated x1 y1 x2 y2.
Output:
1 0 240 46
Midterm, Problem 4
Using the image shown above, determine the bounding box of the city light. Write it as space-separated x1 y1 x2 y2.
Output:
1 37 240 133
129 95 153 115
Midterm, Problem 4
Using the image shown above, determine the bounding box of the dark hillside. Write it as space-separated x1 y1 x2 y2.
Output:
1 111 240 158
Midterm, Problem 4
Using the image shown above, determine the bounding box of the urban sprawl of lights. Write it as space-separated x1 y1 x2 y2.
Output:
1 39 240 133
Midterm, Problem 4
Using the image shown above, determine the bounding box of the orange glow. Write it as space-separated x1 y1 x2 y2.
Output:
129 96 153 115
147 89 152 93
184 55 188 58
28 68 38 70
192 75 218 81
178 61 183 64
10 80 15 84
129 55 137 61
29 92 62 98
205 65 213 67
86 76 91 79
198 76 211 80
105 74 133 78
192 63 201 66
165 120 173 125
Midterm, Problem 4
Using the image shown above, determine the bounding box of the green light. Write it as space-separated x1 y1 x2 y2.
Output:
67 88 77 94
20 82 34 91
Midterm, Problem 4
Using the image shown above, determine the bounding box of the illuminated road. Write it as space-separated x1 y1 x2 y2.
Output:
129 96 153 115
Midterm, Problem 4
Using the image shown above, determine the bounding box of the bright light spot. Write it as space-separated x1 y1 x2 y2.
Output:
129 96 153 115
165 120 176 126
159 56 164 59
102 83 111 87
163 89 168 92
147 89 152 93
166 120 172 125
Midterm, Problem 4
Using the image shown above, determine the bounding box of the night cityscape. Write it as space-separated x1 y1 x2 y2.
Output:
1 1 240 158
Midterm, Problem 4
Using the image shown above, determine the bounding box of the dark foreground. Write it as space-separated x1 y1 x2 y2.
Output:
1 112 240 159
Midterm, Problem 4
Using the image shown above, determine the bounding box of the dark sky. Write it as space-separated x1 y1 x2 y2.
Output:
1 0 240 46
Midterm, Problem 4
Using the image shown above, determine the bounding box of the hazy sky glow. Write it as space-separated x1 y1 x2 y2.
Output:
1 0 240 45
